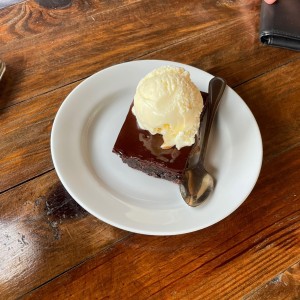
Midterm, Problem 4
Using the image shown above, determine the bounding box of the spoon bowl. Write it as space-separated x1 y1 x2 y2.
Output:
180 164 215 207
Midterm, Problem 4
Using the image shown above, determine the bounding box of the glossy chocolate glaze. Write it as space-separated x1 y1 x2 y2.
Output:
113 92 207 181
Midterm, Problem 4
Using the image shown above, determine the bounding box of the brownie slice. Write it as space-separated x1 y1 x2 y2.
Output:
113 92 207 184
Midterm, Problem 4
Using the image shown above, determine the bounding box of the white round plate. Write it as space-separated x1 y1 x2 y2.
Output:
51 60 262 235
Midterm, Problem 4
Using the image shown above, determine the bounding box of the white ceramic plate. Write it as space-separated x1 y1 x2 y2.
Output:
51 60 262 235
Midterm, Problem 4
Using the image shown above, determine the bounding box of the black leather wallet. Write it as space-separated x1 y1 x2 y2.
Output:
260 0 300 51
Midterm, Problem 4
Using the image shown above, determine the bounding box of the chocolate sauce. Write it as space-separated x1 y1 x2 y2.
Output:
113 104 192 173
139 133 180 163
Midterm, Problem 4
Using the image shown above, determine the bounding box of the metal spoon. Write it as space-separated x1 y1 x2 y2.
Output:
0 60 6 81
179 76 226 207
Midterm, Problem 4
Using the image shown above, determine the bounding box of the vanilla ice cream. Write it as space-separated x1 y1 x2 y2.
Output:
132 66 203 150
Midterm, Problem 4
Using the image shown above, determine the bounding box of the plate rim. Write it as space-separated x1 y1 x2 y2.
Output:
51 59 263 235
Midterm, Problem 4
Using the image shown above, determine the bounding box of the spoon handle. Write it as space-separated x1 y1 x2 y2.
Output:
199 77 226 163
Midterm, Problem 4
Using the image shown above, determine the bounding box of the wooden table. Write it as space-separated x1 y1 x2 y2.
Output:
0 0 299 299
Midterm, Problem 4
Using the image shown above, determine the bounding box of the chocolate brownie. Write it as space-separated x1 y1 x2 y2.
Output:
113 92 207 183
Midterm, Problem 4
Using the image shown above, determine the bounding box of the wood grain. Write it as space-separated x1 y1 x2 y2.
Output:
141 17 300 88
0 0 299 110
0 170 130 300
0 81 76 192
22 146 300 299
245 261 300 299
235 58 300 161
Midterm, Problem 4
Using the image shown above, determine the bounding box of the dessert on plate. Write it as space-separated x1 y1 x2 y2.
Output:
112 66 206 183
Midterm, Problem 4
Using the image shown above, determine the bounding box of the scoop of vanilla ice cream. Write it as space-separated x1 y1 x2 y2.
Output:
132 66 203 150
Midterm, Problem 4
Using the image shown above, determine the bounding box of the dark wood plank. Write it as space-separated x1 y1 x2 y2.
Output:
22 145 300 299
235 58 300 161
245 261 300 299
0 81 76 192
0 170 130 300
0 0 299 109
